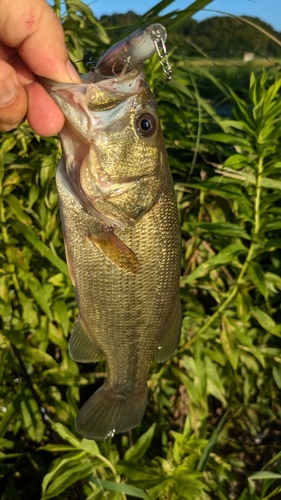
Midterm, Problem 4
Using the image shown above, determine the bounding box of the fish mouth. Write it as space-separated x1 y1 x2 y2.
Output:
41 66 146 138
41 68 149 227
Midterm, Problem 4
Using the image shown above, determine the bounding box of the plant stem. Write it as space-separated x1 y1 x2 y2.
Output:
189 74 202 180
96 454 119 477
182 156 264 348
254 155 263 237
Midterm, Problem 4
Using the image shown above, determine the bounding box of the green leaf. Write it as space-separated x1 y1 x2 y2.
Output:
0 347 9 384
50 422 81 448
42 455 99 499
193 339 207 402
79 438 100 456
236 289 251 323
0 437 16 450
5 193 32 225
0 401 16 436
265 272 281 291
52 300 70 337
235 329 265 367
39 444 77 453
90 477 150 499
48 322 68 350
42 451 85 492
195 222 251 240
249 471 281 480
22 346 57 367
182 244 246 283
251 309 281 336
229 88 256 130
248 261 268 300
148 480 170 500
13 221 69 276
224 154 250 169
272 366 281 389
117 461 165 488
264 486 281 499
202 133 253 150
124 423 156 462
183 178 253 217
205 358 227 406
20 391 45 442
28 276 53 320
262 217 281 232
220 317 239 370
18 290 38 328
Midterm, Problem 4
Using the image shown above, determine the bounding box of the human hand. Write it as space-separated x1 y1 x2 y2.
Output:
0 0 81 136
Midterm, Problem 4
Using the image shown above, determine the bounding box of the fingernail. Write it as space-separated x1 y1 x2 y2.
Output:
66 61 80 82
0 78 18 106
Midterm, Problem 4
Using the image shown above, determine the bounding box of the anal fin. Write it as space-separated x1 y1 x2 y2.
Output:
154 298 182 363
89 229 139 274
69 317 104 363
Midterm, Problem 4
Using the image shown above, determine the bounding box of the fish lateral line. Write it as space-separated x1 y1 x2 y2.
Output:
88 228 140 274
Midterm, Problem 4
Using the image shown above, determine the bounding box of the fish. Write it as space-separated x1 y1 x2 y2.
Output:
42 24 181 440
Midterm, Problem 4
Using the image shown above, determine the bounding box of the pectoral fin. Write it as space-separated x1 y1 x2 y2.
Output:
69 317 104 362
154 298 182 363
89 230 139 274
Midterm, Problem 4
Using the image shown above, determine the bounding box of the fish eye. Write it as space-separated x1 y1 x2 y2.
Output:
136 113 156 137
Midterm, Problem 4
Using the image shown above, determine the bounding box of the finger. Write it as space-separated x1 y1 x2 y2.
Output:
0 0 80 83
0 60 28 132
25 81 65 136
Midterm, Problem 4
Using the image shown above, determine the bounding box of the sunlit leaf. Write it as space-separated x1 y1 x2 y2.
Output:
124 423 156 462
249 471 281 480
220 316 239 370
90 477 150 499
5 193 32 225
195 222 251 240
248 261 268 300
182 243 246 283
251 309 281 336
42 454 99 499
13 221 69 276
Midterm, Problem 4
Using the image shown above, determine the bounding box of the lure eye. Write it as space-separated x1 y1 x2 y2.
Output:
136 113 156 137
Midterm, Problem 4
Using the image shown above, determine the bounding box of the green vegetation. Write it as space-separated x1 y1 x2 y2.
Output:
1 0 281 498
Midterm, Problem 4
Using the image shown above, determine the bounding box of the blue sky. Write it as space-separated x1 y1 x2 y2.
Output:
83 0 281 32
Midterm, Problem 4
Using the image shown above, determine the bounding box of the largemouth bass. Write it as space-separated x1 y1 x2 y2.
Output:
43 25 181 440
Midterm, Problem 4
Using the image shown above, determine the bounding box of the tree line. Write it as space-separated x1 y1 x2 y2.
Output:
99 12 281 59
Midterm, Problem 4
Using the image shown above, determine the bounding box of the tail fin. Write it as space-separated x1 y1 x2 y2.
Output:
75 384 148 440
